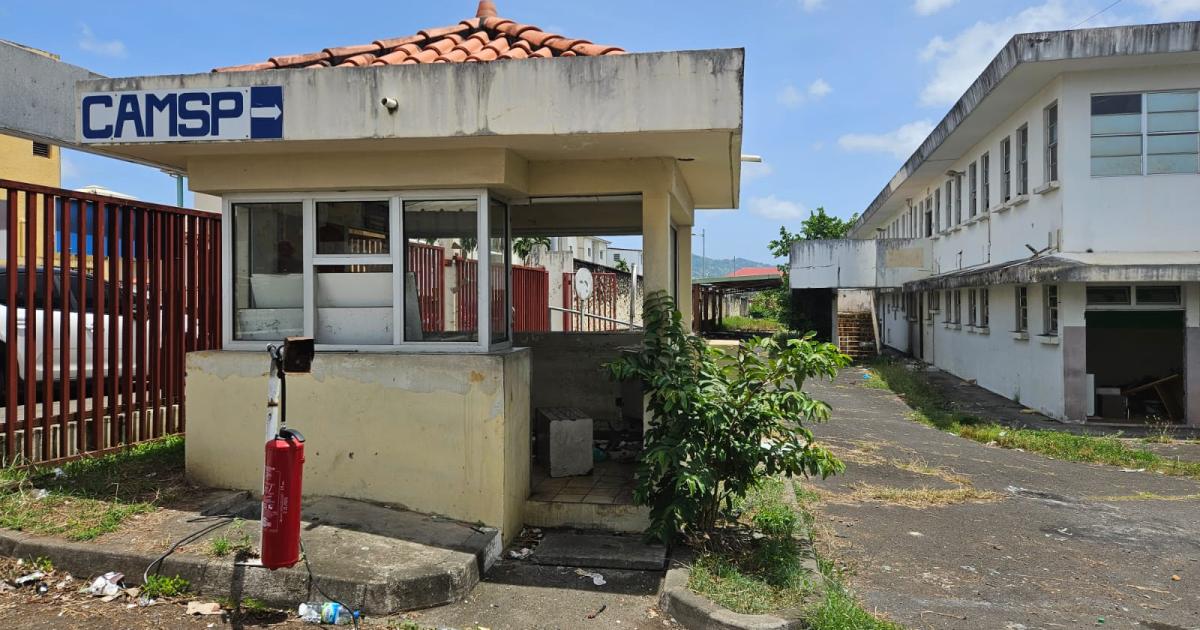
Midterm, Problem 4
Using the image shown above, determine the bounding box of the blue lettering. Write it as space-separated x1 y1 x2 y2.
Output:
113 94 145 139
144 93 177 138
82 95 113 140
210 91 243 136
177 92 210 137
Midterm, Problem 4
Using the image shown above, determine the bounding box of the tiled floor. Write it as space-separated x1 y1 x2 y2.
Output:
530 459 637 505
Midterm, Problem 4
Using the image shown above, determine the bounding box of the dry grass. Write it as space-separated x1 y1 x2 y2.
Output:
1089 492 1200 502
847 483 1003 507
891 458 970 485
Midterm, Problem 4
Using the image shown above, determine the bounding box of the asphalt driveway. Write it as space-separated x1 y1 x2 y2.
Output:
804 367 1200 630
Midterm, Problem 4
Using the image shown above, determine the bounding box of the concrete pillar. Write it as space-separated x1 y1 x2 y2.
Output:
1062 326 1087 423
641 191 672 304
675 219 693 330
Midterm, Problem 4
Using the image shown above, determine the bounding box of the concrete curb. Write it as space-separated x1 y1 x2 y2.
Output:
0 526 492 614
658 561 806 630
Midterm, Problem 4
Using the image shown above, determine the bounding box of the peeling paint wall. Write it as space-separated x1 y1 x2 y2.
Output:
185 349 531 542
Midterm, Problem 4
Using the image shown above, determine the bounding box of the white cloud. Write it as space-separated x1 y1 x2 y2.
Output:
1135 0 1200 17
913 0 958 15
800 0 826 12
916 1 1095 107
749 195 808 221
79 24 126 58
741 161 774 182
838 119 936 159
777 78 832 108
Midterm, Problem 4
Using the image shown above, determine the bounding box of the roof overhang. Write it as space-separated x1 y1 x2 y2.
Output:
693 274 783 292
850 21 1200 237
72 49 744 208
903 252 1200 292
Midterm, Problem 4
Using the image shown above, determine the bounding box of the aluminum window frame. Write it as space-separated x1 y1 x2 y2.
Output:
222 188 510 353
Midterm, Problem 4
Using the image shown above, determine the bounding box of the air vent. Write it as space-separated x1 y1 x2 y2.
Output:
32 142 50 158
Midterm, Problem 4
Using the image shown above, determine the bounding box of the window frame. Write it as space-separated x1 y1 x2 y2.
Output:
968 161 978 218
1016 124 1029 195
1000 136 1012 202
980 151 990 211
1015 286 1028 332
1042 285 1059 336
1044 102 1059 182
222 188 508 353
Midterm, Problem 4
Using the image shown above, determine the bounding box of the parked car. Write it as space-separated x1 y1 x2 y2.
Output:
0 266 146 403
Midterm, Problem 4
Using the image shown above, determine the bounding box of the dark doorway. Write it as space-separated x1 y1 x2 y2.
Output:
1086 310 1185 423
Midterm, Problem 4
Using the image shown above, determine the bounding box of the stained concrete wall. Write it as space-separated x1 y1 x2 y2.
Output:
185 349 530 542
513 332 641 427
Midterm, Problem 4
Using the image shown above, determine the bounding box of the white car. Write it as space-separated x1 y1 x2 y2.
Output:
0 266 145 402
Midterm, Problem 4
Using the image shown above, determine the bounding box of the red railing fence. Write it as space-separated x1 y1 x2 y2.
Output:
1 178 220 466
513 265 549 332
562 270 620 332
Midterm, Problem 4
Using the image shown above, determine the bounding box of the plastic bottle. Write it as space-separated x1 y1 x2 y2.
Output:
298 601 358 625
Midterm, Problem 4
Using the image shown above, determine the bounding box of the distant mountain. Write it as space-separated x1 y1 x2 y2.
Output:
692 255 775 279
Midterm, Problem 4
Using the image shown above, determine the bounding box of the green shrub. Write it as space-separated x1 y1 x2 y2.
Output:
141 574 190 598
607 291 850 544
752 503 799 540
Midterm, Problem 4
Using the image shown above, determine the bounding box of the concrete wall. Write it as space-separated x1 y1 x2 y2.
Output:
0 41 101 147
1060 66 1200 253
790 238 930 289
513 332 640 426
185 349 531 542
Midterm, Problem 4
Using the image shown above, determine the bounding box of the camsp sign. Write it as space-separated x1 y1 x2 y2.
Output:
79 86 283 143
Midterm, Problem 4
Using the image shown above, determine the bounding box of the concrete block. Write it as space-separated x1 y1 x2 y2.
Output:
536 407 593 477
531 531 665 570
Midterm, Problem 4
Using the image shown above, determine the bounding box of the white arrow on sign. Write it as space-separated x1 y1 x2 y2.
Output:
251 105 282 120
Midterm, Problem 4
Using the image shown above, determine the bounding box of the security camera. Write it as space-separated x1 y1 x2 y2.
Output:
380 97 399 112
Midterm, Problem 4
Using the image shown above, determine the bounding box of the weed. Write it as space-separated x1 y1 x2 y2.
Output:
807 557 901 630
209 519 255 558
141 574 190 598
29 556 53 573
220 596 273 614
867 359 1200 479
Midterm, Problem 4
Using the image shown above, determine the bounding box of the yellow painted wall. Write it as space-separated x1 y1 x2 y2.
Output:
185 349 531 543
0 134 60 187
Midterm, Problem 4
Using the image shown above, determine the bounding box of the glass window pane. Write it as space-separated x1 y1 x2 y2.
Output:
489 198 509 344
1147 91 1198 113
1148 111 1198 134
1148 153 1199 174
232 202 304 341
1136 285 1181 305
1091 135 1142 157
316 200 390 255
1091 94 1141 116
315 264 393 345
403 199 479 342
1091 156 1143 177
1147 133 1198 155
1091 113 1142 135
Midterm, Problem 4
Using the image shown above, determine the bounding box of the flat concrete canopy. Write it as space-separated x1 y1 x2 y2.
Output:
902 252 1200 291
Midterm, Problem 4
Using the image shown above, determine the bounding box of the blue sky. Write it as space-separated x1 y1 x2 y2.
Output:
5 0 1200 262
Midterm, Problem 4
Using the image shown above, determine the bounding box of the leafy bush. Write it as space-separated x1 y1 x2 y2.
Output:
141 574 190 598
607 291 850 543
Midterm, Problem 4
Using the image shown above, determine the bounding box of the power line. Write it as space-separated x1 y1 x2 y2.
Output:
1068 0 1123 30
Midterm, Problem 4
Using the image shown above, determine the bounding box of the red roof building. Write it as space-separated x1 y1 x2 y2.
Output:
213 1 626 72
728 266 782 277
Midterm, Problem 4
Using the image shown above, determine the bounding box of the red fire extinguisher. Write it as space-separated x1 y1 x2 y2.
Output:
262 427 305 569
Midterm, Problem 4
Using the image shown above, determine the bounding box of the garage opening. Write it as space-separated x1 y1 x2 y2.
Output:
1087 308 1185 423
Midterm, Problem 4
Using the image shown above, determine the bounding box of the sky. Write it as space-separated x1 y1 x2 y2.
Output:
5 0 1200 263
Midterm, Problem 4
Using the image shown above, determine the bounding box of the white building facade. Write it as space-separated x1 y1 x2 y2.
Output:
791 22 1200 426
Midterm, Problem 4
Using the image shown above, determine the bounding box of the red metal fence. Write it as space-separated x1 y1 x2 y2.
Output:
1 179 220 466
513 265 549 332
562 271 620 332
406 243 444 334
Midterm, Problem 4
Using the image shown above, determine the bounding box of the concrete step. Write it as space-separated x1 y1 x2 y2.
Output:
530 531 666 571
524 499 650 534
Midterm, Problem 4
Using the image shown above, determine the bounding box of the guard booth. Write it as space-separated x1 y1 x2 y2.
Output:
45 2 745 542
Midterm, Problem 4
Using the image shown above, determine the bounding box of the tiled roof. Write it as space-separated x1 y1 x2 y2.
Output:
213 1 626 73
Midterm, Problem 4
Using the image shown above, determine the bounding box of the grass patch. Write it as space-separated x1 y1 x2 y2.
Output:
720 315 784 333
141 573 189 598
688 478 816 615
209 519 255 558
0 436 185 541
865 359 1200 480
848 483 1002 507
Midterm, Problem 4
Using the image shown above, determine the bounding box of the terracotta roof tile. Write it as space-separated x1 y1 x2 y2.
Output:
212 1 626 72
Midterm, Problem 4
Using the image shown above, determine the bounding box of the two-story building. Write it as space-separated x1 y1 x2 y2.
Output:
791 22 1200 427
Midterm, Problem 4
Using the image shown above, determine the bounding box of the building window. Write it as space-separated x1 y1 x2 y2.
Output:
1148 91 1199 174
1086 286 1131 306
943 291 951 323
32 142 51 158
1015 286 1028 332
954 290 962 324
928 290 940 312
1136 285 1182 305
954 174 963 224
968 161 978 218
1017 125 1029 195
229 191 508 351
968 289 977 326
1091 93 1144 176
1044 102 1059 182
980 152 990 210
1043 285 1059 336
934 188 941 232
1000 137 1012 202
980 288 989 328
924 195 933 237
943 181 952 229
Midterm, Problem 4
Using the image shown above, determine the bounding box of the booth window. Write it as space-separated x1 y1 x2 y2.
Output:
231 202 304 341
226 191 511 351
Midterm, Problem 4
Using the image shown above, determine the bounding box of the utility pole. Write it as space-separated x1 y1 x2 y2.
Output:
693 228 706 277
